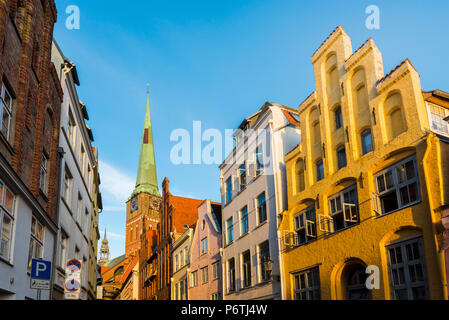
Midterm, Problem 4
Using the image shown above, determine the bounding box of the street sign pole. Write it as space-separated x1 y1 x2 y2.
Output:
37 289 41 301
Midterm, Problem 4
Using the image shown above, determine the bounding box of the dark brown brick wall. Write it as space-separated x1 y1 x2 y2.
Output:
0 0 62 223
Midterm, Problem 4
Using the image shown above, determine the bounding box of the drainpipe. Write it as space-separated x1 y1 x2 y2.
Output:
268 118 286 300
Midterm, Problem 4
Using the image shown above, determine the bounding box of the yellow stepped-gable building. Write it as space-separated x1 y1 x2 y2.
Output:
278 25 449 300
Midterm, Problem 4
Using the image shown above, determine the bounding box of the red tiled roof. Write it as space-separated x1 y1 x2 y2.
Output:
171 195 203 233
281 109 301 127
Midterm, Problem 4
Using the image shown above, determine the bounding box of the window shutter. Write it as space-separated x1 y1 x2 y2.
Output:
343 203 358 223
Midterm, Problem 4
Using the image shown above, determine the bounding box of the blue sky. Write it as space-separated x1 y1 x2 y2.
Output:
53 0 449 259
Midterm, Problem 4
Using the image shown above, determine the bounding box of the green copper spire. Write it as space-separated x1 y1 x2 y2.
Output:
130 88 161 199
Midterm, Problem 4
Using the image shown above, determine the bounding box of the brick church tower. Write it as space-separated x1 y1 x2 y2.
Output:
125 90 162 258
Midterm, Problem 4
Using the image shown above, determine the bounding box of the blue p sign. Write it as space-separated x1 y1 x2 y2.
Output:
31 259 52 280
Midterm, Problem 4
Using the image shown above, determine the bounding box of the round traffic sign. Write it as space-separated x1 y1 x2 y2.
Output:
67 259 82 272
65 279 80 292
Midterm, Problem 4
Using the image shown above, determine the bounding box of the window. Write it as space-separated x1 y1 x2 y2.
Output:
334 106 343 129
337 145 347 169
225 178 232 203
242 250 251 288
374 157 420 216
316 160 324 182
175 254 179 272
84 209 89 233
328 186 358 232
361 129 374 155
59 232 68 267
0 182 15 261
258 241 270 282
293 267 321 300
28 216 44 270
428 103 449 134
228 258 236 293
190 270 198 288
296 159 305 193
67 109 76 147
294 206 316 245
201 266 209 284
201 238 208 255
0 83 13 141
80 144 86 175
240 206 249 235
226 217 234 245
212 262 219 280
62 167 73 206
387 238 428 300
211 292 220 300
77 194 83 225
255 146 263 176
184 246 189 264
40 153 49 195
257 193 267 224
238 163 246 191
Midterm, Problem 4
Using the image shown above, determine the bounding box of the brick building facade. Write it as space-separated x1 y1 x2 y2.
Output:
156 178 203 300
0 0 63 300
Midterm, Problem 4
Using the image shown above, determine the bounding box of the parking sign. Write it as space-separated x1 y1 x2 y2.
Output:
30 259 52 290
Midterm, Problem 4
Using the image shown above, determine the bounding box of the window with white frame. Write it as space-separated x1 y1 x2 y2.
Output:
241 250 251 288
240 206 249 235
387 237 429 300
201 237 208 255
328 186 358 232
28 216 44 270
238 163 246 191
228 258 236 293
0 181 15 261
226 217 234 245
201 266 208 284
427 103 449 135
39 152 49 195
0 83 13 141
212 261 219 280
257 193 267 225
67 108 76 147
258 241 270 282
190 270 198 288
225 177 232 204
374 157 420 216
77 194 82 225
255 145 263 176
294 206 317 245
293 266 321 300
62 166 73 207
211 292 220 300
59 232 68 267
184 246 189 264
175 254 179 272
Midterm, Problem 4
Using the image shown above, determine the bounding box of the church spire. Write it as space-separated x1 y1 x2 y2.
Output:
130 86 160 199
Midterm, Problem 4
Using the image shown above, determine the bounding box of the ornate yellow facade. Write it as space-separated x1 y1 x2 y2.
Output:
279 26 449 300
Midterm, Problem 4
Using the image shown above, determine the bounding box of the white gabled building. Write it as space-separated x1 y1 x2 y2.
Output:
219 102 300 300
51 41 97 300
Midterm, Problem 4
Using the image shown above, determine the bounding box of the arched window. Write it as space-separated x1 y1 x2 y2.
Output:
326 54 339 95
296 158 305 193
361 129 373 155
346 265 371 300
390 108 406 139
